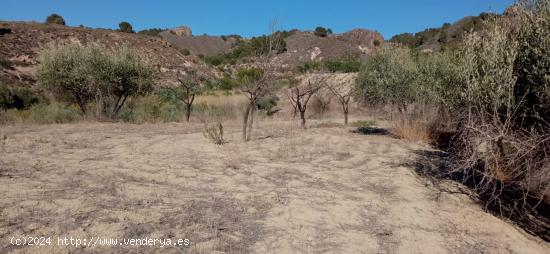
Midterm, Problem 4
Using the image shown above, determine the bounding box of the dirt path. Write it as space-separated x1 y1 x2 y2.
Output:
0 122 548 253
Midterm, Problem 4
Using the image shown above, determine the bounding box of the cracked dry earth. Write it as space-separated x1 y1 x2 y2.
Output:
0 122 549 253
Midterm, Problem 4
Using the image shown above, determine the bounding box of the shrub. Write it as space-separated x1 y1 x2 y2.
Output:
255 95 278 112
118 21 134 33
0 102 82 125
180 48 191 56
356 48 418 110
350 119 376 128
0 57 12 70
0 84 46 110
137 28 167 37
45 14 65 25
373 39 381 47
324 57 361 73
297 61 321 74
203 122 225 145
314 26 332 37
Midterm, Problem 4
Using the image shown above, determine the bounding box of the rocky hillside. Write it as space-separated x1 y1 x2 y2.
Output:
282 29 384 63
0 22 214 88
159 26 233 56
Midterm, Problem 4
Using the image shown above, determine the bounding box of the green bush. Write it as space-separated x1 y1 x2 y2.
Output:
137 28 167 37
324 57 361 73
0 102 82 125
45 14 65 25
0 57 12 70
36 44 155 116
297 61 321 73
119 95 183 123
0 84 46 110
180 48 191 56
118 21 134 33
314 26 332 37
255 95 278 112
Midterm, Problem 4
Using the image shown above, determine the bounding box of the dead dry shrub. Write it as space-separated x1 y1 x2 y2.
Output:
203 122 225 145
390 106 438 142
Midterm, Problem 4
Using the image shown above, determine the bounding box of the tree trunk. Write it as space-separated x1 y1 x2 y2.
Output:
299 110 306 129
344 110 349 125
243 102 252 141
185 103 192 122
247 105 255 141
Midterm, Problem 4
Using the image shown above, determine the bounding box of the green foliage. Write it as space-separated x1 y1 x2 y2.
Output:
356 48 418 108
389 33 418 47
180 48 191 56
350 120 377 128
324 57 362 73
0 84 46 110
314 26 332 37
118 95 182 123
237 67 264 83
297 61 322 73
255 95 278 112
215 74 236 90
1 102 81 125
373 39 381 47
0 57 12 70
36 44 155 115
118 21 134 33
45 14 65 25
356 48 462 108
203 30 293 66
137 28 167 37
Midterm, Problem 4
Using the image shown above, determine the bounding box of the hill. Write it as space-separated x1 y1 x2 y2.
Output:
0 22 214 88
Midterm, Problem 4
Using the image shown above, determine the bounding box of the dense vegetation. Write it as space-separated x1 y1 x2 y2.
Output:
358 1 550 232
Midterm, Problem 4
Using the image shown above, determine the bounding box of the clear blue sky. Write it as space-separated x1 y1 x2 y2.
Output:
1 0 514 39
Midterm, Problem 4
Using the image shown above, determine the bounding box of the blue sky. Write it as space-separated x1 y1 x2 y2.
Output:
1 0 514 39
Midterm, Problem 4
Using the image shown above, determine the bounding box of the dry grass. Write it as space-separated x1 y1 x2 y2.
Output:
391 117 431 142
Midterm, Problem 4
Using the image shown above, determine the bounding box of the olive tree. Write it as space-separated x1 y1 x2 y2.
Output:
36 44 102 113
36 44 154 117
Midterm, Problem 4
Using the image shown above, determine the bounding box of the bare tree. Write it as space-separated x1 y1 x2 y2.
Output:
172 71 204 122
286 76 326 128
238 20 284 141
326 74 358 125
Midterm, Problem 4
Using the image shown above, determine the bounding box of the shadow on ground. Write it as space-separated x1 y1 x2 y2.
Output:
407 149 550 242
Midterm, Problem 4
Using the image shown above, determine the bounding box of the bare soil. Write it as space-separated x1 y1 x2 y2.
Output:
0 121 548 253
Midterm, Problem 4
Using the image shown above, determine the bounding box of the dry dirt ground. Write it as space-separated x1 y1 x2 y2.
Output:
0 121 549 253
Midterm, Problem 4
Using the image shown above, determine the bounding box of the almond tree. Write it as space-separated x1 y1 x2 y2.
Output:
172 71 204 122
237 67 275 141
238 20 285 141
286 76 326 128
326 73 358 125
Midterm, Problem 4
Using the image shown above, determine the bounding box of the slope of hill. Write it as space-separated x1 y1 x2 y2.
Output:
0 22 213 88
390 13 496 51
159 28 233 57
